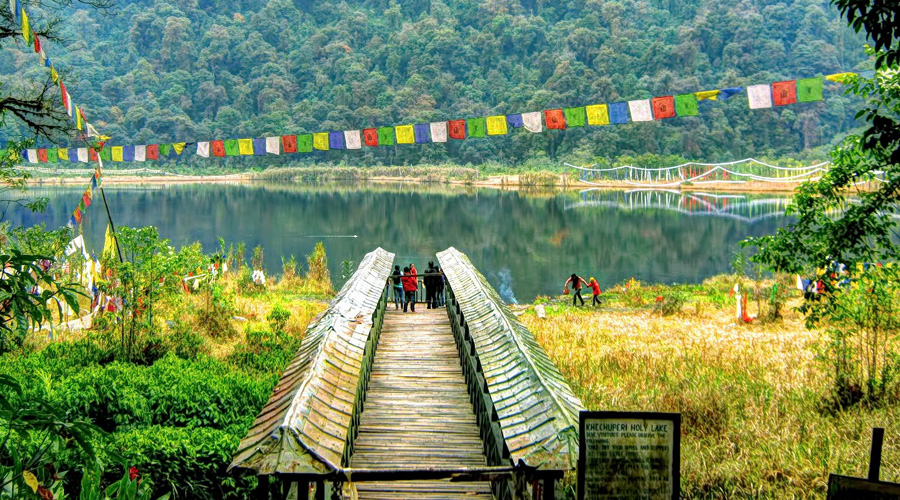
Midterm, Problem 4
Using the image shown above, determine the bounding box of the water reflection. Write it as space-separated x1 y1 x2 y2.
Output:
9 182 791 303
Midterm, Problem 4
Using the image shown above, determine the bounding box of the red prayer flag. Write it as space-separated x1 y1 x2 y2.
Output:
448 120 466 140
60 82 68 109
363 128 379 147
88 148 98 161
772 80 797 106
211 140 226 157
544 109 565 129
146 144 159 160
281 135 298 153
73 208 82 224
34 34 40 53
37 149 48 163
652 96 676 119
82 191 92 208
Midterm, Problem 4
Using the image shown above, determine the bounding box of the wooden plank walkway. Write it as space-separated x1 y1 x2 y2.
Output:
350 308 492 500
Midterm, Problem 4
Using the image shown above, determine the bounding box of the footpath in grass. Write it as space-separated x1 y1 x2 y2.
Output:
522 277 899 499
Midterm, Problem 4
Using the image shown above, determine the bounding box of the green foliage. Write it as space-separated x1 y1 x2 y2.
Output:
250 245 264 271
306 242 330 290
652 291 685 316
228 327 300 374
280 255 298 281
196 283 236 338
266 303 290 333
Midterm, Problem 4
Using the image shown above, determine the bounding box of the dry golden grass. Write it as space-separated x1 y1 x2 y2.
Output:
523 297 900 498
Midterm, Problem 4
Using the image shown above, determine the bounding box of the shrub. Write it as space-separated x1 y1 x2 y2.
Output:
228 327 300 374
267 303 290 333
653 292 685 316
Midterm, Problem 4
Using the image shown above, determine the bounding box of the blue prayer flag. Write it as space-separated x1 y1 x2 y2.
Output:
414 124 430 144
253 138 266 156
123 146 135 162
506 114 524 128
68 148 78 162
329 131 345 149
609 102 629 124
14 0 20 23
719 87 744 100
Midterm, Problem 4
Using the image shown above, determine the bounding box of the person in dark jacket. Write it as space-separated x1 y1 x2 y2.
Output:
425 261 437 309
391 265 403 310
401 266 417 312
436 266 445 307
564 273 588 306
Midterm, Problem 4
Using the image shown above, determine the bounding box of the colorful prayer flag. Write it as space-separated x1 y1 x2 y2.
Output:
467 117 487 138
544 109 565 129
60 81 68 111
75 106 83 130
265 136 280 154
147 144 159 160
88 148 98 162
33 34 40 53
430 122 448 142
628 100 653 122
694 89 720 101
719 87 743 100
159 143 171 157
172 142 186 155
46 149 56 163
363 128 378 147
238 138 254 155
73 207 82 224
25 149 36 163
252 138 266 156
609 102 629 124
100 147 112 161
328 131 345 149
825 72 855 83
37 148 47 163
134 145 146 162
448 120 466 139
121 146 133 162
373 127 392 146
395 125 415 144
345 130 362 150
414 123 430 144
486 115 508 135
297 134 313 153
585 104 610 126
281 135 298 153
196 142 209 157
674 93 699 116
67 148 77 162
772 80 797 106
747 84 773 109
82 190 92 208
797 76 824 102
224 139 239 156
313 132 329 151
522 112 543 132
563 107 586 127
211 140 226 157
506 114 524 128
21 8 30 44
652 96 676 120
58 148 69 161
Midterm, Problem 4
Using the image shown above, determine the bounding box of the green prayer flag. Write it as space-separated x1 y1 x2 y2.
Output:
159 143 171 157
675 93 699 116
98 147 111 162
563 107 586 127
377 127 395 146
224 140 239 156
797 76 824 102
46 150 57 163
467 117 486 138
297 134 313 153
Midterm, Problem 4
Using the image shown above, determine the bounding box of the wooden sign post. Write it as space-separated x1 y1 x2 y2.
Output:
578 411 681 500
827 427 900 499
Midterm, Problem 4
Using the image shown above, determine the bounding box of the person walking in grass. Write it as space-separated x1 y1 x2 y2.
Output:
564 273 588 306
588 277 602 306
401 266 417 312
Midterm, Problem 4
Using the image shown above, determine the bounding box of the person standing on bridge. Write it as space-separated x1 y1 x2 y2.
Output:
425 261 438 309
391 265 403 310
564 273 588 306
401 266 417 312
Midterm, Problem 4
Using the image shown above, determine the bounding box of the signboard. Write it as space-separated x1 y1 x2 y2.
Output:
578 411 681 500
828 474 900 499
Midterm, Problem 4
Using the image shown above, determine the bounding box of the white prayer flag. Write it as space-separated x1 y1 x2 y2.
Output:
265 136 280 155
430 122 448 143
522 112 543 133
134 145 146 162
628 99 653 122
747 84 773 109
345 130 362 150
9 0 15 19
65 92 73 117
26 149 37 164
197 142 210 158
39 49 46 67
76 148 88 163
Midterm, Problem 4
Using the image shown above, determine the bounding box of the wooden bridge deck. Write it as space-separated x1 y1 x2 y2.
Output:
350 308 491 500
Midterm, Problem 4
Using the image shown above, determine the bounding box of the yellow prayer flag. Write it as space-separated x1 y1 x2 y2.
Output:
50 66 59 84
111 146 124 162
172 142 186 154
585 104 610 126
21 9 31 44
313 132 329 151
75 106 83 131
58 148 69 161
238 139 254 155
395 125 415 144
694 89 721 101
825 72 856 83
486 116 508 136
102 224 117 262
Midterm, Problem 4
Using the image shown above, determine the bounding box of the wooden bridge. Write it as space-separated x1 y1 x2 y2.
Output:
229 247 584 500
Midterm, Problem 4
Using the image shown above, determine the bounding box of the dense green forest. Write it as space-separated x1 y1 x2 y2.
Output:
0 0 871 166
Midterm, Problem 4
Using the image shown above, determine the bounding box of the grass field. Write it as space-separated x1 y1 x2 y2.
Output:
522 279 900 498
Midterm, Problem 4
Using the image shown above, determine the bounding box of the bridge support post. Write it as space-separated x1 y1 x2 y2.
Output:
543 477 556 500
254 475 268 500
315 480 325 500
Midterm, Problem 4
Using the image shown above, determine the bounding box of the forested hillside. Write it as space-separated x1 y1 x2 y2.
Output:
0 0 871 166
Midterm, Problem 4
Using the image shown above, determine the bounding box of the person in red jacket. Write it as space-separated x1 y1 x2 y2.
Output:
401 266 418 312
588 277 602 306
564 273 588 306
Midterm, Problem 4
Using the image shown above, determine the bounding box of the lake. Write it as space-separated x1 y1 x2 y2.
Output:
10 182 791 303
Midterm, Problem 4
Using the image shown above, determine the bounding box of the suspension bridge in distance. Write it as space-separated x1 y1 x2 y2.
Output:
229 247 583 500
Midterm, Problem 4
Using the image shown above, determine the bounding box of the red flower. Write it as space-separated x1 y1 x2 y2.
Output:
655 296 664 302
129 466 140 481
37 486 54 500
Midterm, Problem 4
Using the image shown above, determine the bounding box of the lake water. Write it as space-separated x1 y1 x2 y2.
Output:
10 183 791 303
